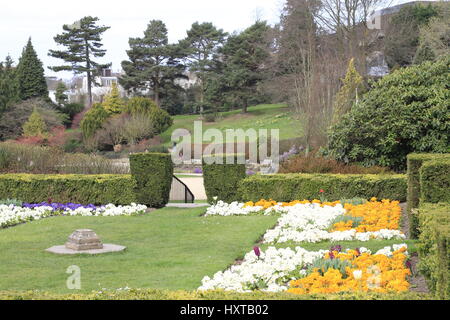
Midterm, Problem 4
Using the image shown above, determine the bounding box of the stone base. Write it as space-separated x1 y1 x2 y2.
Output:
46 244 126 255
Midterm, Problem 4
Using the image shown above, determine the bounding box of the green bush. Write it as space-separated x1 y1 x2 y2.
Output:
327 55 450 171
80 103 110 139
407 153 450 238
0 174 137 205
0 288 432 300
238 174 407 202
202 154 247 203
126 97 172 135
420 159 450 203
418 202 450 299
129 153 173 208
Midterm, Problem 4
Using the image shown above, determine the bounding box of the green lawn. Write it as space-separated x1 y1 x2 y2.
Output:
0 207 277 293
159 103 302 146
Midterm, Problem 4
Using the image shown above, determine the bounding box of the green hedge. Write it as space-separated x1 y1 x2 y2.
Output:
238 173 407 202
0 174 137 205
407 153 450 238
0 289 432 300
420 159 450 204
129 153 173 208
202 154 246 203
418 202 450 300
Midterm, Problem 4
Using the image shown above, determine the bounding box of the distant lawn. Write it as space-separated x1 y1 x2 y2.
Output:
0 207 277 293
159 103 302 146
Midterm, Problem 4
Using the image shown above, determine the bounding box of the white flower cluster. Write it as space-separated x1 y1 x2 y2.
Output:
205 201 266 216
0 203 147 228
205 201 405 243
198 244 408 292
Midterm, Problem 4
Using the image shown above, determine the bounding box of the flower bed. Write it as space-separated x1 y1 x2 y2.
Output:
206 199 405 243
199 244 410 293
0 202 147 228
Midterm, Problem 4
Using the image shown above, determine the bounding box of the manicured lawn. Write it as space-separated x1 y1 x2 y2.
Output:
0 207 277 293
159 103 302 146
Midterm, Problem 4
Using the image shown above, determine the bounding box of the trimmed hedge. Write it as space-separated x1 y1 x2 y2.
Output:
202 154 246 203
418 202 450 300
420 159 450 204
407 153 450 238
238 174 407 202
0 289 432 300
0 174 137 205
129 152 173 208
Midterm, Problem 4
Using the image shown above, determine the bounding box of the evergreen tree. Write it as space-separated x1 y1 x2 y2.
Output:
22 108 48 137
119 20 186 107
48 16 110 107
55 82 68 106
219 21 271 113
16 38 49 100
182 22 227 104
102 82 126 114
0 55 20 113
332 58 364 123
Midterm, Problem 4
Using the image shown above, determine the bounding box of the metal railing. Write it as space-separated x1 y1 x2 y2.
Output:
169 175 195 203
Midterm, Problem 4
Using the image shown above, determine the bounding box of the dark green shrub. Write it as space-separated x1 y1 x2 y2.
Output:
57 102 84 126
238 174 407 202
327 56 450 171
148 107 173 134
407 153 450 238
0 174 137 205
202 154 247 203
129 153 173 208
420 159 450 203
418 202 450 300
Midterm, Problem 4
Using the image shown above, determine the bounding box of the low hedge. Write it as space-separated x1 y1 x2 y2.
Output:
129 152 173 208
420 159 450 204
418 202 450 300
0 174 137 205
202 154 246 203
0 289 432 300
238 174 407 202
407 153 450 238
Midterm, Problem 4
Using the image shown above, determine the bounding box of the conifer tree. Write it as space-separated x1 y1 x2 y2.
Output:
55 82 68 106
102 82 126 114
22 108 48 137
48 16 110 107
332 58 364 123
0 55 20 113
16 38 49 100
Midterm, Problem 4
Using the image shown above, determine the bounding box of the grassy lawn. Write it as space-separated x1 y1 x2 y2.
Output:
159 103 302 146
0 207 277 293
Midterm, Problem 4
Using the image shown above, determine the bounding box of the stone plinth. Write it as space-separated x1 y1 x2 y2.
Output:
65 229 103 250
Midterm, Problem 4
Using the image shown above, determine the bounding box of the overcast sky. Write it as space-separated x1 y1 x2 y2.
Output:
0 0 426 79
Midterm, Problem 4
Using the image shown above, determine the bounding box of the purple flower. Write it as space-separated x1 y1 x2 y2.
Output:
330 245 342 253
406 260 412 270
246 170 255 176
253 246 261 258
193 167 203 174
329 251 335 259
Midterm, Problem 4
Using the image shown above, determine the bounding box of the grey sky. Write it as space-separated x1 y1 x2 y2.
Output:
0 0 425 80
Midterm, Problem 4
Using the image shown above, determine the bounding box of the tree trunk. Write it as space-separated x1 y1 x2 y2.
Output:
85 39 92 108
154 80 160 107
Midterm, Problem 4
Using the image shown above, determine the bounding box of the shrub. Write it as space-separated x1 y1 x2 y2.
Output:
420 159 450 203
238 174 407 202
0 174 137 205
125 96 158 115
202 154 247 203
122 114 154 145
57 102 84 126
418 202 450 299
148 106 173 134
280 153 390 174
22 108 48 138
407 153 450 238
129 153 173 208
57 153 129 174
102 83 126 114
327 55 450 171
126 96 172 135
80 103 110 139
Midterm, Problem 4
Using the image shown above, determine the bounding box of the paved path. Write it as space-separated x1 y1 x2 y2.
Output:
166 203 209 208
178 177 207 200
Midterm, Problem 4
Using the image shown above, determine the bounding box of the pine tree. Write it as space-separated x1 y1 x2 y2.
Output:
55 82 68 106
0 55 20 113
119 20 186 107
16 38 49 100
332 58 364 123
102 82 126 114
182 22 227 104
22 108 48 137
48 16 110 107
